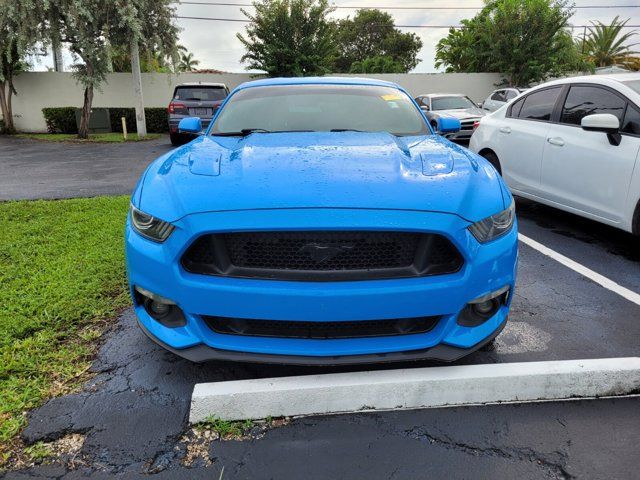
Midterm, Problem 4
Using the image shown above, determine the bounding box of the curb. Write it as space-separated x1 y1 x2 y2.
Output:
189 357 640 422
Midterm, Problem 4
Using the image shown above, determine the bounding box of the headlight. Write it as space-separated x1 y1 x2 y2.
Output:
130 205 175 242
468 201 515 243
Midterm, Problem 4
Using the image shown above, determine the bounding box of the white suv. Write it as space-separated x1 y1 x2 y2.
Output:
470 73 640 235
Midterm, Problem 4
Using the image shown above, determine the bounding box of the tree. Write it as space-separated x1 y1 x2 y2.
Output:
349 56 405 74
580 16 638 68
435 0 585 86
0 1 41 133
334 9 422 73
178 51 200 72
238 0 336 77
47 0 178 138
111 45 173 73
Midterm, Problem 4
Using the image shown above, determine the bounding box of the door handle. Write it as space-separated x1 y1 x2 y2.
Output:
547 137 565 147
499 127 511 134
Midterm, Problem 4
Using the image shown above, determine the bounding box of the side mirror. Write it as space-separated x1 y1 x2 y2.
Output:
178 117 203 135
420 105 430 112
581 113 621 146
438 117 461 134
478 102 484 108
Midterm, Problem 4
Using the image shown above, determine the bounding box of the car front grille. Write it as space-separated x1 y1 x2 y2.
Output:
181 231 463 281
202 315 441 339
460 119 477 131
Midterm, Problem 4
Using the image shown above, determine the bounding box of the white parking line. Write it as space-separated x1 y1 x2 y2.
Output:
190 357 640 422
519 233 640 307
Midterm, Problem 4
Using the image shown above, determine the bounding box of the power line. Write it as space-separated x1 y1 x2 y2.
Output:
176 1 640 10
175 15 640 29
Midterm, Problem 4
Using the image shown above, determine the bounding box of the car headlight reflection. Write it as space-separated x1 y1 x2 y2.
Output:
468 200 515 243
130 205 175 242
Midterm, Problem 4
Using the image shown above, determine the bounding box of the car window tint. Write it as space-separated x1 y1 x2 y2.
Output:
431 96 477 110
622 104 640 135
491 91 505 101
518 87 562 121
212 84 429 136
509 97 525 117
560 86 626 125
506 90 518 100
174 87 227 101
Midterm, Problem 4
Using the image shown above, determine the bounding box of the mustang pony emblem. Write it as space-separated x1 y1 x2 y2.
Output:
298 243 354 263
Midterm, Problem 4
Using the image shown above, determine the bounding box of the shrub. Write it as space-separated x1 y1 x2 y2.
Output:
109 108 168 134
42 107 78 134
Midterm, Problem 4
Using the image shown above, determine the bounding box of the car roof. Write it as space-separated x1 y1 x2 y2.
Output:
237 76 401 90
531 72 640 89
175 82 227 87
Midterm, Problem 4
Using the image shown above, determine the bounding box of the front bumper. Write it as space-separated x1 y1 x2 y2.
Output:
126 208 518 364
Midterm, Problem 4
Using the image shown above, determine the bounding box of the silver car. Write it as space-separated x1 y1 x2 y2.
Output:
414 93 486 142
481 88 526 112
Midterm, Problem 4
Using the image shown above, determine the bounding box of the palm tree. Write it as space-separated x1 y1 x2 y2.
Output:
580 16 638 68
178 51 200 72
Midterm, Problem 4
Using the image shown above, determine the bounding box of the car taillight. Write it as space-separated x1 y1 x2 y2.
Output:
168 102 187 114
473 120 481 131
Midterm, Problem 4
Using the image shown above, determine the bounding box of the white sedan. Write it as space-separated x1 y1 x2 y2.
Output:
470 73 640 235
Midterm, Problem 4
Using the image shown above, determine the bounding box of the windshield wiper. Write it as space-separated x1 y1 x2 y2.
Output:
212 129 317 137
330 128 364 132
212 128 271 137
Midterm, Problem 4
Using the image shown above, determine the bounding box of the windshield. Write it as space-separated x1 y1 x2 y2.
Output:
622 80 640 95
173 86 227 102
210 84 429 136
431 96 476 111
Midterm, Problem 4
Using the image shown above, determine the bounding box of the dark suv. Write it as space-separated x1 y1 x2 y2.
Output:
168 83 229 145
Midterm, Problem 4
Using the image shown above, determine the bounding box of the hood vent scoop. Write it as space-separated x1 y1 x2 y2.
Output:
420 152 454 176
189 152 221 176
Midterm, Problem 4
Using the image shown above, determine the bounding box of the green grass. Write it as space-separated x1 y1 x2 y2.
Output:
15 133 162 143
0 196 131 464
195 416 255 438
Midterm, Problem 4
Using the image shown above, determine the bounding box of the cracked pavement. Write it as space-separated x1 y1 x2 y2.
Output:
8 215 640 478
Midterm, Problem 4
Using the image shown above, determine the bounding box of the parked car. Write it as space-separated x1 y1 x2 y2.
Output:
167 82 229 145
414 93 486 142
481 88 527 112
127 77 517 365
470 73 640 235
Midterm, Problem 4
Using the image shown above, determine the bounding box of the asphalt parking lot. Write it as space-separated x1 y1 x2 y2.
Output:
3 137 639 479
0 136 173 201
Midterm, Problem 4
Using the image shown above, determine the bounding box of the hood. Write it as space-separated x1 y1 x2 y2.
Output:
137 132 503 223
436 107 486 119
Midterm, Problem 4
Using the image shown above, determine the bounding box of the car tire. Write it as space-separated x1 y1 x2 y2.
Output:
169 133 183 146
430 120 438 132
481 151 502 175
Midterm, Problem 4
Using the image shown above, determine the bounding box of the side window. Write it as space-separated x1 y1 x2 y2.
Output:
560 86 626 125
505 90 518 101
509 97 525 118
490 90 505 101
518 87 562 121
416 97 425 106
622 104 640 136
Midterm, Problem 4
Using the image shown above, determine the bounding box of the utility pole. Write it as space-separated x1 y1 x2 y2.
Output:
130 40 147 138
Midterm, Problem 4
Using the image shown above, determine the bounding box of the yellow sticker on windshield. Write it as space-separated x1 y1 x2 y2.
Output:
381 94 403 101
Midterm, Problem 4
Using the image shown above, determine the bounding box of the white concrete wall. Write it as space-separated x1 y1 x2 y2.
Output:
6 72 503 132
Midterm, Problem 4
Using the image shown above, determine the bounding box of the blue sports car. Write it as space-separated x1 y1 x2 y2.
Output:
126 77 518 364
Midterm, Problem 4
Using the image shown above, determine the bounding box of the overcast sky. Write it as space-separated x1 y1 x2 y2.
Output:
34 0 640 74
